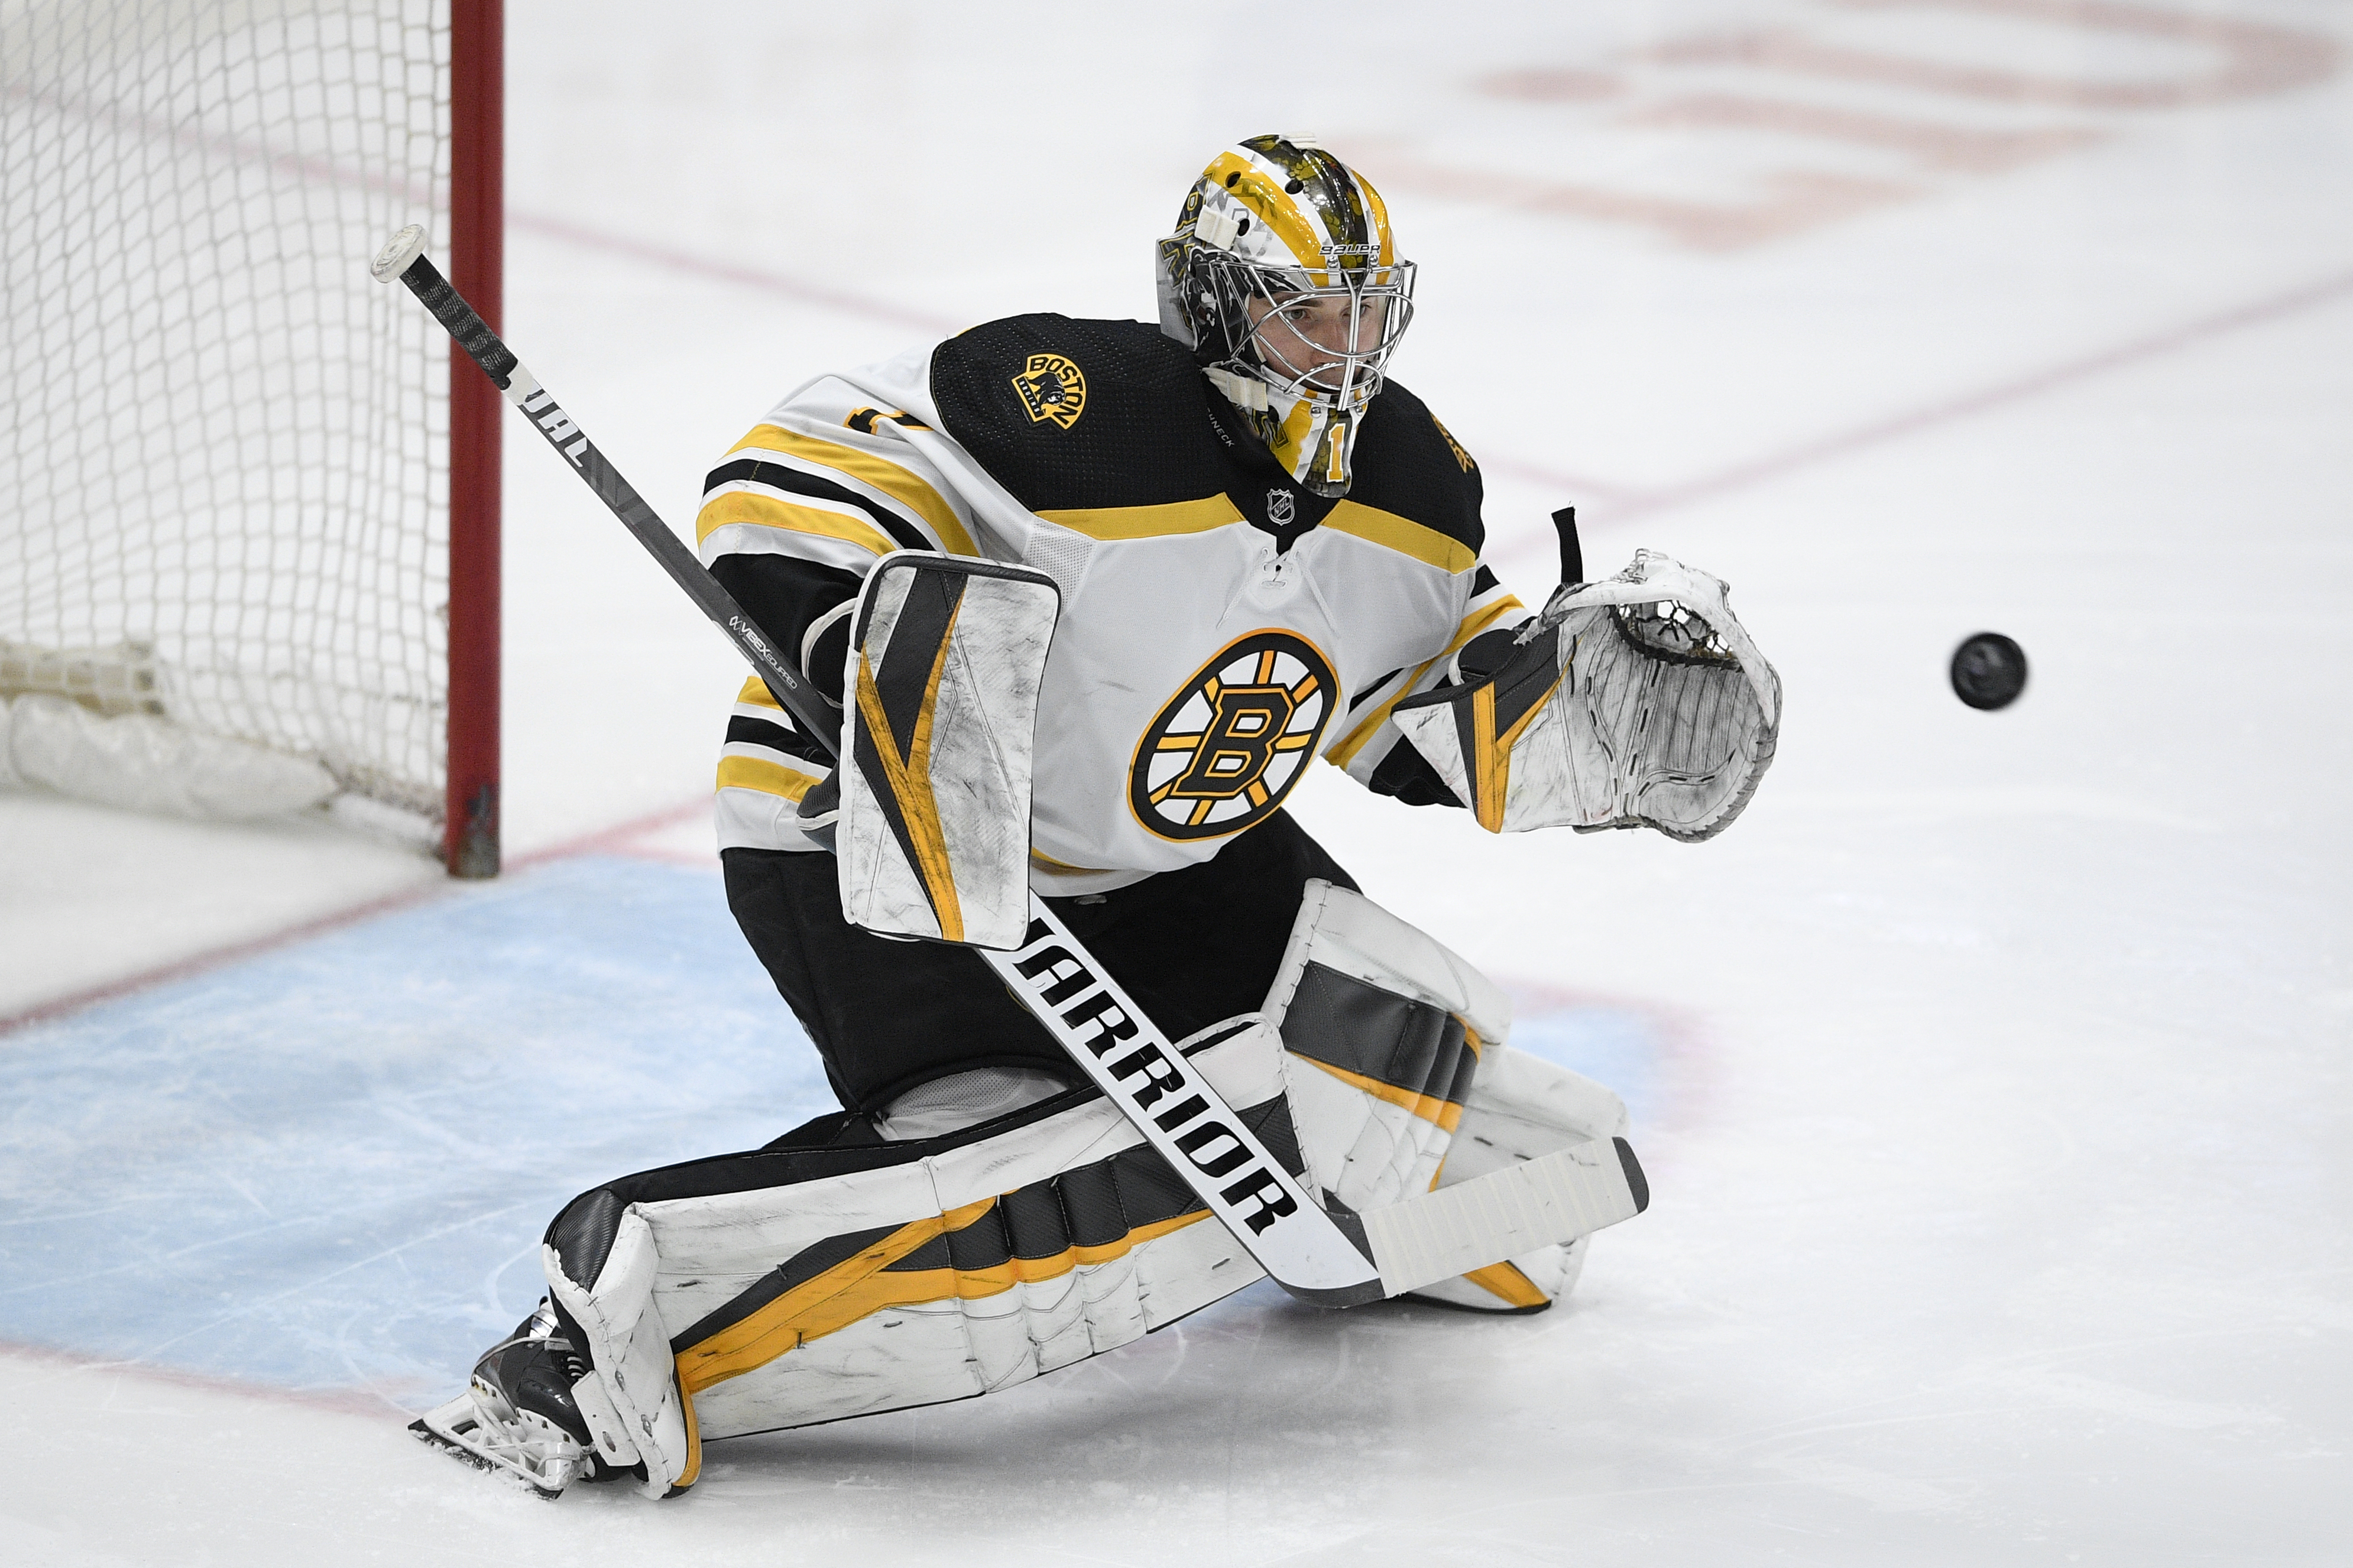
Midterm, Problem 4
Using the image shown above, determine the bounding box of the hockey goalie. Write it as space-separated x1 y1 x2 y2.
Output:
413 135 1781 1497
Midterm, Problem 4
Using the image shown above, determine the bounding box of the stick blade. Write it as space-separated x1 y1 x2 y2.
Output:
1363 1137 1648 1299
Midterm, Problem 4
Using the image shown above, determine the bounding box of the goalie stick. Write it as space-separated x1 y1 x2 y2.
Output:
371 225 1647 1307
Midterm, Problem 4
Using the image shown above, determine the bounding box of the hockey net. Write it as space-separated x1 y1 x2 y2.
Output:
2 1 458 833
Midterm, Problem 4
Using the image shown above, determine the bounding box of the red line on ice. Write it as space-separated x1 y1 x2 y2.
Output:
0 1337 394 1420
510 210 964 335
1495 264 2353 566
0 797 714 1038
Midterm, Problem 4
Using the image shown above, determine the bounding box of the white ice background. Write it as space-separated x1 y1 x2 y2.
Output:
2 2 2349 1563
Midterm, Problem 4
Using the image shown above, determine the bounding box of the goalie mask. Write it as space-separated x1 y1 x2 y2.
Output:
1155 134 1414 498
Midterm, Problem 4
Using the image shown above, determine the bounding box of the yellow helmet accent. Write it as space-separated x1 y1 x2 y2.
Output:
1155 135 1415 498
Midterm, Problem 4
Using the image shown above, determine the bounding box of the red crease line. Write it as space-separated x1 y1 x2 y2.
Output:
0 796 715 1038
0 878 451 1039
0 1336 398 1421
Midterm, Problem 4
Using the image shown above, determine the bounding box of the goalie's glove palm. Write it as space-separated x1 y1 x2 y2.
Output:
1393 550 1781 840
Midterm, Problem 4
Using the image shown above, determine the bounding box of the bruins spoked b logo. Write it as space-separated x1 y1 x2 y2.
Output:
1012 352 1086 430
1131 631 1336 841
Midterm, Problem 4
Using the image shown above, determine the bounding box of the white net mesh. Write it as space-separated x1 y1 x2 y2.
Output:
2 0 452 821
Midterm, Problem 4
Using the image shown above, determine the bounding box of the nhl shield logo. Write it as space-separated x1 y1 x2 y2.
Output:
1012 352 1087 430
1129 630 1336 841
1266 488 1295 528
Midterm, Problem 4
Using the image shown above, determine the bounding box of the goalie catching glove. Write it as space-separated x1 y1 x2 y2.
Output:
1391 549 1781 840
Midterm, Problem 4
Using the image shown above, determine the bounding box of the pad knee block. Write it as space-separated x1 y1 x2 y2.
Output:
1263 879 1628 1314
1263 879 1512 1214
540 1018 1296 1485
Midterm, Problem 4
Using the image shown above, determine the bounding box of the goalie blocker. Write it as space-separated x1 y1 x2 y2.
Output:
821 551 1060 950
419 882 1639 1496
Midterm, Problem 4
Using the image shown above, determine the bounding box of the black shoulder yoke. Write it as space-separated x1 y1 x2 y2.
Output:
929 313 1487 558
1344 379 1487 560
929 316 1218 513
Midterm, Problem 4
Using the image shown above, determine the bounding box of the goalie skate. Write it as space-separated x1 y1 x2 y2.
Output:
410 1300 604 1496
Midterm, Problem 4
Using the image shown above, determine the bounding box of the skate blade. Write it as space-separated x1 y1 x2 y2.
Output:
410 1393 576 1498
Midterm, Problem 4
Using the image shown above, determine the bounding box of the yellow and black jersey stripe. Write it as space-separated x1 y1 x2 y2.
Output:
701 420 977 561
718 677 828 793
714 674 832 851
1328 573 1528 803
701 456 935 561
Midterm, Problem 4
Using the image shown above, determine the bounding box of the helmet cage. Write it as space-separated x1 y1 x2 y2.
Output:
1184 247 1417 413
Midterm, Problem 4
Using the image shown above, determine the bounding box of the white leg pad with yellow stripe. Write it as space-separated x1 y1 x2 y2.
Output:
537 1018 1294 1492
1261 878 1628 1313
1262 879 1513 1215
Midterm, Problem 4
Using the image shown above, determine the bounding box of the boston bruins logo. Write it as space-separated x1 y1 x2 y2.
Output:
1012 352 1086 430
1130 630 1336 842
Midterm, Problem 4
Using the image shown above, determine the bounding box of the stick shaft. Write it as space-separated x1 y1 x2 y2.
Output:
986 903 1385 1305
391 250 838 753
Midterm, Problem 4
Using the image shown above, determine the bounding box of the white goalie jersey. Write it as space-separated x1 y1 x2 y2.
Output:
699 313 1523 894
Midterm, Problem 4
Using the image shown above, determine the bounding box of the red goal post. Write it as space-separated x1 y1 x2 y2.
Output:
0 0 504 877
447 0 501 877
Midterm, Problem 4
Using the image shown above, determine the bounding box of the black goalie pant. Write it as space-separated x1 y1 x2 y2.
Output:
722 810 1360 1114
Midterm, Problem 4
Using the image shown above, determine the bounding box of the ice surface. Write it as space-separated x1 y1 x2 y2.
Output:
4 0 2351 1561
0 855 824 1401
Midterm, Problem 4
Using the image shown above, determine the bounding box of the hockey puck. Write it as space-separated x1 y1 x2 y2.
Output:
1950 632 2028 710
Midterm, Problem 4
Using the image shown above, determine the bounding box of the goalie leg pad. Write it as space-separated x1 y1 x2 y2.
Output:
1261 879 1631 1313
836 551 1059 950
1262 880 1513 1214
539 1018 1296 1485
